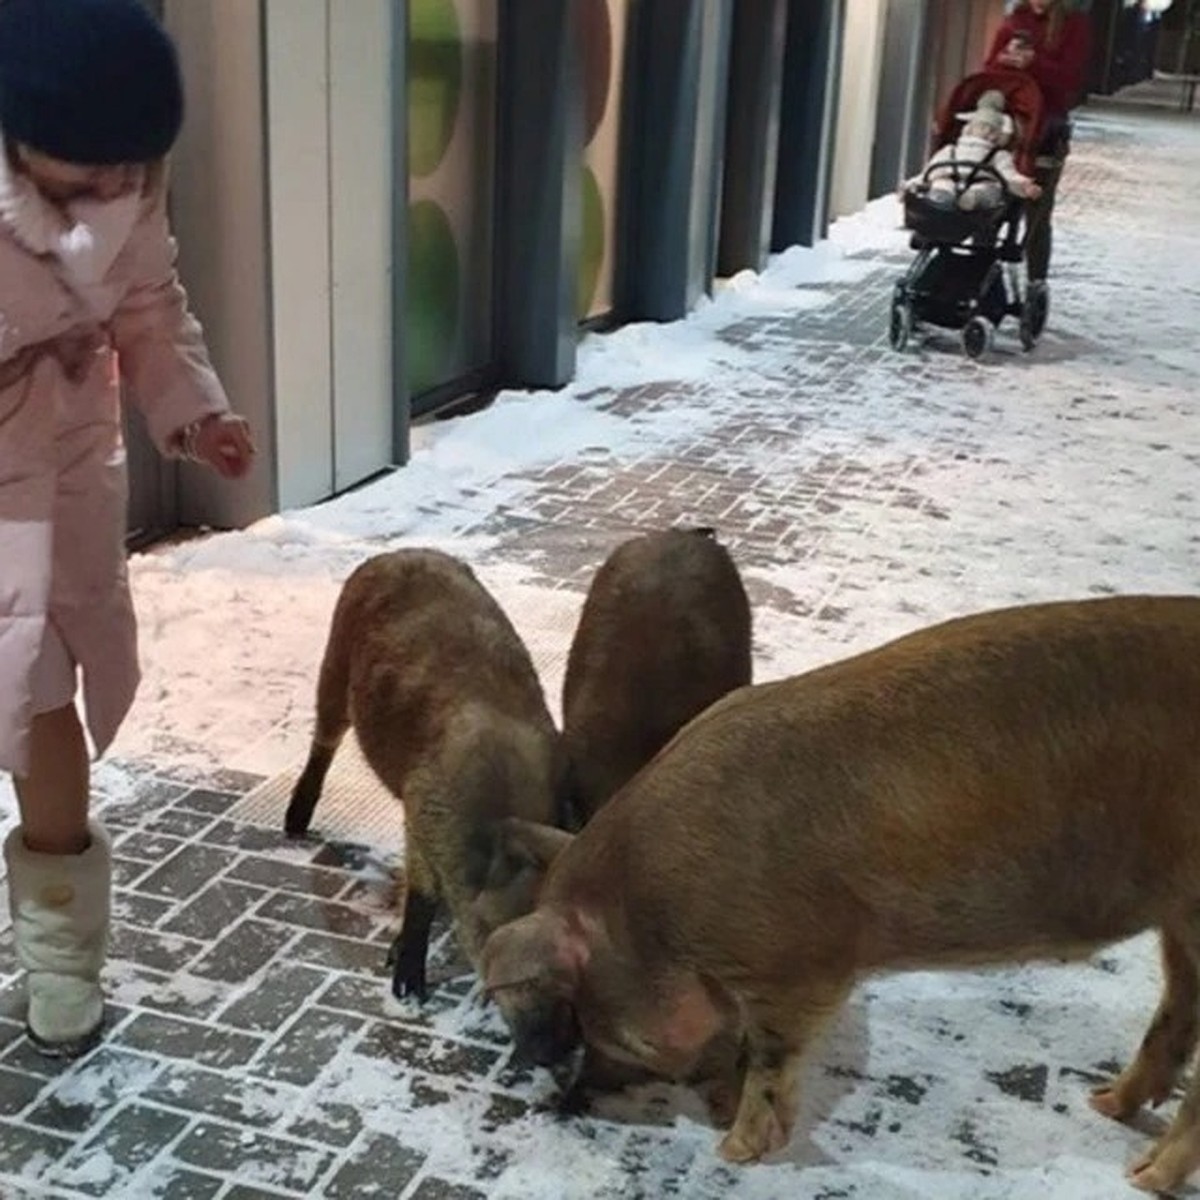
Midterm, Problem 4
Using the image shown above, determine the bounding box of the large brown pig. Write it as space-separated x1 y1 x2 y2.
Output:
561 527 752 828
481 596 1200 1194
284 549 568 1001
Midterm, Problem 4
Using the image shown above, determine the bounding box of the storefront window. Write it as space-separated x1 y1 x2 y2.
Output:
578 0 630 322
407 0 498 403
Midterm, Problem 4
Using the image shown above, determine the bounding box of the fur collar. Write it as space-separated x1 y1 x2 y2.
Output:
0 141 142 288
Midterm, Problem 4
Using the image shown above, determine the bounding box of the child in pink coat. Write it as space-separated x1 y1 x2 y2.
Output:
0 0 255 1057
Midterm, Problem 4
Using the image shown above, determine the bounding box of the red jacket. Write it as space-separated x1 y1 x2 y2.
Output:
986 7 1091 119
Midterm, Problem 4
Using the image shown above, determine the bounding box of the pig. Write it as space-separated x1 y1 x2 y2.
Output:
481 596 1200 1194
284 549 570 1001
561 527 752 828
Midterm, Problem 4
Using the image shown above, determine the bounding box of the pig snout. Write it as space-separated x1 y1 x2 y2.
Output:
510 998 582 1068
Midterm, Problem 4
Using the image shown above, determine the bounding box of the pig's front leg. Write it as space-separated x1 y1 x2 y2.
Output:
387 845 441 1001
718 982 850 1164
718 1027 798 1162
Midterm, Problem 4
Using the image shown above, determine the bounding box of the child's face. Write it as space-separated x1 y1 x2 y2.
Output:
15 145 143 203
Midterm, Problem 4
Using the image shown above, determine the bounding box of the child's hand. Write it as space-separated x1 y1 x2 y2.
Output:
184 413 256 479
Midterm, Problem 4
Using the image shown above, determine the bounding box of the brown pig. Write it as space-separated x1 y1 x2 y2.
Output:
561 527 752 828
284 549 570 1001
481 595 1200 1194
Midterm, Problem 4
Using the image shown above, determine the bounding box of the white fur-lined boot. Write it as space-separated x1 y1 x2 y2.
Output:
4 821 111 1057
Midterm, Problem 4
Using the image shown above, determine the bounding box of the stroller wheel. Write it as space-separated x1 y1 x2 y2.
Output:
889 294 913 352
962 316 993 361
1019 281 1049 351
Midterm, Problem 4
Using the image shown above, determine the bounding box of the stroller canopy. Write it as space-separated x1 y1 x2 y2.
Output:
932 70 1046 176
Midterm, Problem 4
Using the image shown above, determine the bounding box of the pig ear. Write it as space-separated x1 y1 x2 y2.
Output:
506 818 575 866
482 909 589 995
494 818 574 878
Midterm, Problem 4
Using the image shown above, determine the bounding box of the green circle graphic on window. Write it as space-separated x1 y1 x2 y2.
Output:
407 200 460 394
578 165 606 319
409 0 462 179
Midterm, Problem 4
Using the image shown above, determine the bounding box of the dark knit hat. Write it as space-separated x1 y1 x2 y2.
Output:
0 0 184 166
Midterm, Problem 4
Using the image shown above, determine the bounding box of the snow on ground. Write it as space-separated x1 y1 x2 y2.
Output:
3 97 1200 1199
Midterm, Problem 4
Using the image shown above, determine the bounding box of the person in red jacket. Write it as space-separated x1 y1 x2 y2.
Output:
986 0 1091 283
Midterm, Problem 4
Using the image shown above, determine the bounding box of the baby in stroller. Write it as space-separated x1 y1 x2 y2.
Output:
907 90 1042 212
887 70 1049 360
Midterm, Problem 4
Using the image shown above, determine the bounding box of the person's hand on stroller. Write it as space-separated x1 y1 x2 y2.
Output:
1021 180 1043 201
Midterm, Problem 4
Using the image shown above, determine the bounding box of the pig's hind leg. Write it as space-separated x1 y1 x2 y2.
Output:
284 628 353 837
1095 923 1200 1194
718 977 851 1164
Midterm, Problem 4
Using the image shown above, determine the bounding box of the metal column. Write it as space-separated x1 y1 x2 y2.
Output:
617 0 734 321
771 0 844 250
494 0 583 389
717 0 788 276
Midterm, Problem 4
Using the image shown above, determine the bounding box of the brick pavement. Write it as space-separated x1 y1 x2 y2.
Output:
2 98 1199 1198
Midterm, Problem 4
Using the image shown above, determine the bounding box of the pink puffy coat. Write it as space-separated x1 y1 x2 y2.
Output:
0 153 229 777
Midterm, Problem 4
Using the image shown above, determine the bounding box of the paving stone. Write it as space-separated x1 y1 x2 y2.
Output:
0 928 15 974
132 1162 226 1200
110 923 204 974
256 891 376 940
187 918 294 983
25 1048 162 1133
173 1121 335 1193
288 930 389 977
199 820 297 853
52 1102 190 1194
253 1008 364 1086
144 809 220 839
321 1130 424 1197
161 880 269 941
98 779 191 826
2 1033 96 1079
0 1016 24 1053
113 856 154 888
173 788 242 816
409 1179 488 1200
311 841 379 873
137 845 235 901
145 1062 298 1128
0 1066 46 1116
0 1119 74 1179
357 1023 500 1080
284 1098 364 1148
115 829 188 862
228 855 350 898
112 890 177 929
116 1013 261 1070
216 963 328 1032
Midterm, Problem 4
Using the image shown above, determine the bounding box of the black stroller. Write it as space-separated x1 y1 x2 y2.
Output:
889 71 1049 360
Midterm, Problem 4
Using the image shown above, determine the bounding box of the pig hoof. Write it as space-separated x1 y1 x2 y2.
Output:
718 1102 789 1164
718 1131 764 1164
390 969 427 1003
1128 1152 1185 1195
386 941 428 1002
1089 1085 1139 1122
